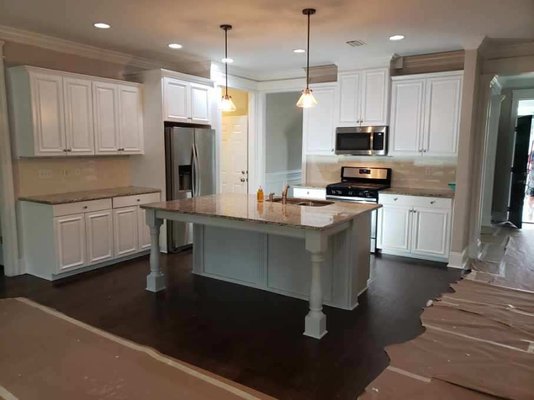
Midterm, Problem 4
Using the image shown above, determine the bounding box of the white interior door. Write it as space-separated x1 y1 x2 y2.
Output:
221 115 248 194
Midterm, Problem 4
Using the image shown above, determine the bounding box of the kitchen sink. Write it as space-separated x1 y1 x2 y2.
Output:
269 198 334 207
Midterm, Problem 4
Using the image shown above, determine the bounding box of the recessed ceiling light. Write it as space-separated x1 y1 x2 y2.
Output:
293 48 306 54
93 22 111 29
389 34 405 41
221 57 234 64
168 43 183 49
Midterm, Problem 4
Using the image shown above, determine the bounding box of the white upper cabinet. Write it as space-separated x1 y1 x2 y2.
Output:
8 69 66 156
423 76 462 156
303 83 337 155
338 73 361 125
163 77 189 121
390 79 425 155
93 81 120 154
118 85 144 154
338 67 389 126
8 66 144 157
163 77 212 124
190 83 211 124
390 71 463 157
64 77 94 155
361 69 389 126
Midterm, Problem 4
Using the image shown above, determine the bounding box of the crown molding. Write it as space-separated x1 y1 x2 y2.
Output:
0 24 198 71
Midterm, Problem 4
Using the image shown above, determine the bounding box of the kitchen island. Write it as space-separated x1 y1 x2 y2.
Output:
142 193 379 339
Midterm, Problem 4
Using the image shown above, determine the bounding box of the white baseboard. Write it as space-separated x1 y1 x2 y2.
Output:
447 247 469 269
265 169 302 194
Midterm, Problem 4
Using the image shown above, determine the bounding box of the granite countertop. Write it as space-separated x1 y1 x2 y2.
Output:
142 193 380 231
19 186 161 205
381 187 455 198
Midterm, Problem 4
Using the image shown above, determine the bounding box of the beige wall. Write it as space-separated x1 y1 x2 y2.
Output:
3 40 140 197
14 157 131 197
305 156 456 190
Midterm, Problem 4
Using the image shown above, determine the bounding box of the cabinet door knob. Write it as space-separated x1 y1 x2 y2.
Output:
137 199 141 202
393 197 398 201
430 200 436 204
83 206 88 209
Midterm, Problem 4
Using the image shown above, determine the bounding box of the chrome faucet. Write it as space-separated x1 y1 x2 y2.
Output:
281 184 290 205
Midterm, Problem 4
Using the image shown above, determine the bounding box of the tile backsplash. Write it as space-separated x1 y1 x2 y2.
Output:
14 157 132 197
305 156 456 189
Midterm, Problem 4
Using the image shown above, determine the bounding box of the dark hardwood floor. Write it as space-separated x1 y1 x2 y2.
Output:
0 252 461 400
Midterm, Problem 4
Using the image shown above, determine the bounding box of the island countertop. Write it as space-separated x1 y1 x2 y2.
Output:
142 193 380 231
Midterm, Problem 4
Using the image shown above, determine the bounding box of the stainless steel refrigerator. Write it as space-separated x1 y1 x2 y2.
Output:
165 126 216 252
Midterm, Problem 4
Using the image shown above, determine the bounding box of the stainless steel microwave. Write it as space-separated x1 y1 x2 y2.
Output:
335 126 388 156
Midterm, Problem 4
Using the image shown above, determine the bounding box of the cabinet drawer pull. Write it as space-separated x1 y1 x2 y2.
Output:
430 200 436 204
393 197 398 201
137 199 141 202
83 206 88 209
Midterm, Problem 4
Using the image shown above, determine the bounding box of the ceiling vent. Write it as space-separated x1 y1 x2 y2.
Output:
346 40 366 47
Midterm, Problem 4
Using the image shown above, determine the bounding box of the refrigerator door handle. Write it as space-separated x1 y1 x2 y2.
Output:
193 144 201 196
191 147 197 197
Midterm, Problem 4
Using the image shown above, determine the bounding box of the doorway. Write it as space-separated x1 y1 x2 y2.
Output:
517 100 534 225
221 87 249 194
491 85 534 229
264 91 303 194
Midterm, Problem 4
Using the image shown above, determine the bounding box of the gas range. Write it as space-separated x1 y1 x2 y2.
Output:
326 166 392 253
326 167 392 203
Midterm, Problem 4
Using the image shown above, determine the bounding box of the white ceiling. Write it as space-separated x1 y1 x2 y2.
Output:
1 0 534 80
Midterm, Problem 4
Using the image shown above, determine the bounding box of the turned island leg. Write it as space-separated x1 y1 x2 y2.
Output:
145 209 165 292
304 231 327 339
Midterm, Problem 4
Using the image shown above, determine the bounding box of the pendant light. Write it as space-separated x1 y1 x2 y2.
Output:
296 8 318 108
220 24 237 112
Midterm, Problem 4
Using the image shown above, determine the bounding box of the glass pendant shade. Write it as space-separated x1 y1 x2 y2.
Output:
296 88 317 108
221 93 237 112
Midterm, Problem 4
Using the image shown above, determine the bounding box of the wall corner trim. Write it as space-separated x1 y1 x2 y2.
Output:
447 247 469 270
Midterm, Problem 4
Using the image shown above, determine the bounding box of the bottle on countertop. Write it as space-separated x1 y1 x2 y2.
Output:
257 186 264 202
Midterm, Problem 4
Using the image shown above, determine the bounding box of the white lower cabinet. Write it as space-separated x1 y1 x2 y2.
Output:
85 210 114 265
54 213 86 272
113 206 139 257
377 194 452 262
20 191 160 280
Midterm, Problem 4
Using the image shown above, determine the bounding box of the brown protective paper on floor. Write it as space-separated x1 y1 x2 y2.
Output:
386 328 534 400
358 368 499 400
445 279 534 314
0 298 275 400
436 299 534 336
422 302 534 351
